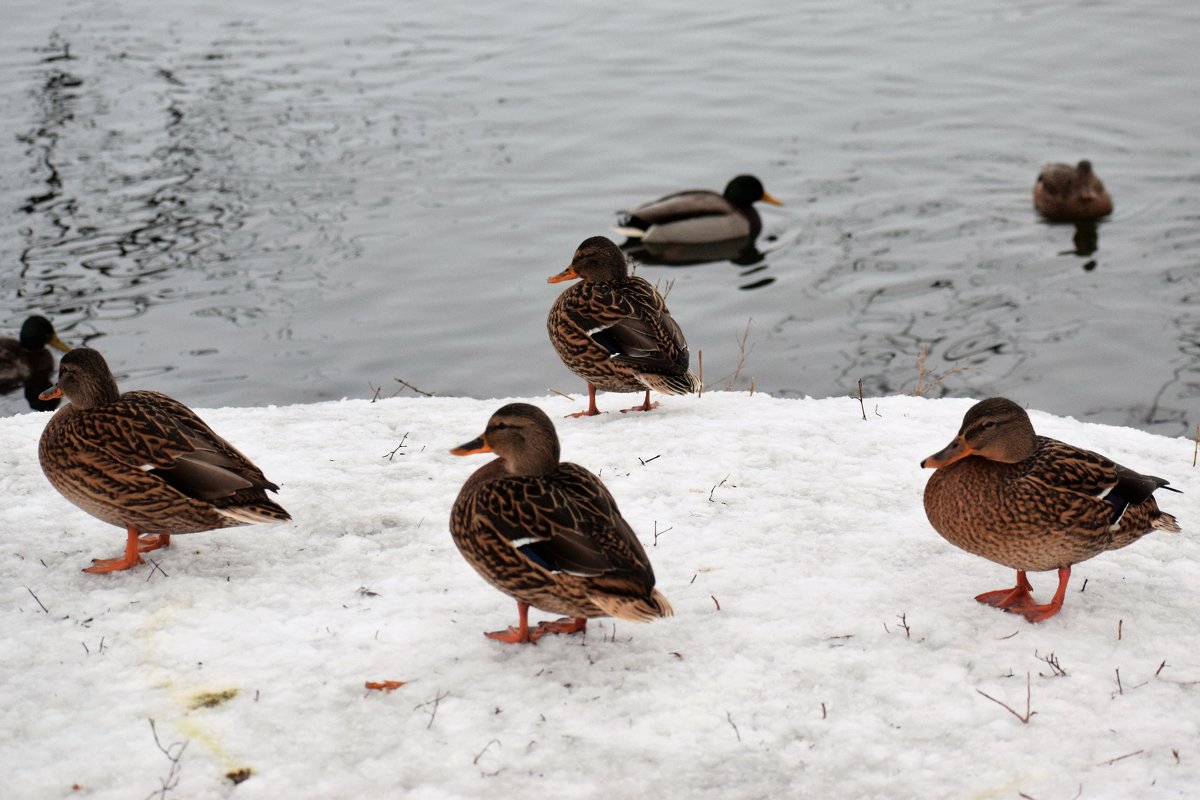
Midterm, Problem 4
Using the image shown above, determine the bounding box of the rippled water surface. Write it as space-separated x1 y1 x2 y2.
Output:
2 0 1198 435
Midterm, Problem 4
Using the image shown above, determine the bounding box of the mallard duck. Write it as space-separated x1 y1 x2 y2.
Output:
1033 160 1113 221
0 315 70 392
547 235 699 417
449 403 672 643
614 174 783 244
38 347 290 573
921 397 1180 622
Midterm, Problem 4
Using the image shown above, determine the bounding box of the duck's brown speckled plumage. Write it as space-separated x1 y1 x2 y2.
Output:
922 397 1179 621
39 348 290 572
547 236 697 415
1033 160 1113 221
450 403 671 642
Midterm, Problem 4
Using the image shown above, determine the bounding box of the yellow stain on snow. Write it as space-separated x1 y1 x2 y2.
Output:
136 605 253 779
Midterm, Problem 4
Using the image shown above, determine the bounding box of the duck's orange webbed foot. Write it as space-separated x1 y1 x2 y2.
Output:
1009 567 1071 623
83 526 147 574
531 616 587 642
484 601 535 644
975 570 1035 609
565 384 602 418
137 534 170 553
621 389 658 414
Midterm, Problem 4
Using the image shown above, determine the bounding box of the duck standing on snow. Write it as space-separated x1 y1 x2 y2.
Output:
547 235 699 417
450 403 672 643
614 174 783 244
921 397 1180 622
38 348 291 573
0 315 70 393
1033 160 1113 221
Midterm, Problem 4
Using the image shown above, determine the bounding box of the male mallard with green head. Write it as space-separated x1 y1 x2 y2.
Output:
615 174 783 244
450 403 672 643
0 315 70 392
39 348 290 573
922 397 1179 622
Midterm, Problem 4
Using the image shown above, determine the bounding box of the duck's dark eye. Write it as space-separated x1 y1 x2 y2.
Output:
492 422 508 431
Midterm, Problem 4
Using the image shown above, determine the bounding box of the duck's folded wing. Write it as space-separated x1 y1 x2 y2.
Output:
1028 437 1173 525
620 190 730 226
468 477 624 576
563 281 689 373
68 390 277 500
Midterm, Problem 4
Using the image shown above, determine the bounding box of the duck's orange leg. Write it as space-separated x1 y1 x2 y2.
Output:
84 526 146 574
531 616 587 642
485 601 535 644
566 384 602 418
1012 567 1071 623
621 389 659 414
975 570 1036 609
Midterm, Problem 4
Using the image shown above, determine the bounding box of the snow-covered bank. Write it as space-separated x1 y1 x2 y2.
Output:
2 393 1197 799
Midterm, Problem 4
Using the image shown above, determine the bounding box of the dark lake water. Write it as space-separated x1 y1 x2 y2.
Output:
3 1 1198 436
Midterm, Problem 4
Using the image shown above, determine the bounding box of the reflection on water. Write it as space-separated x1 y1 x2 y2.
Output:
0 2 1197 437
1071 222 1099 258
21 371 61 412
622 235 776 291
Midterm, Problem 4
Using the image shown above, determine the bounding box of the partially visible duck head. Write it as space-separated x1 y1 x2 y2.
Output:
547 236 629 284
921 397 1037 468
20 315 70 352
451 403 561 476
39 347 120 409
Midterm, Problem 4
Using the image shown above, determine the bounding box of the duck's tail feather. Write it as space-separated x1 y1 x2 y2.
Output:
590 588 673 622
640 370 700 396
1153 510 1181 533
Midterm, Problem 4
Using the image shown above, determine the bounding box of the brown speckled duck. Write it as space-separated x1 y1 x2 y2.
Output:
1033 160 1113 221
39 348 291 573
614 174 783 244
449 403 672 643
0 315 70 393
921 397 1180 622
547 236 699 417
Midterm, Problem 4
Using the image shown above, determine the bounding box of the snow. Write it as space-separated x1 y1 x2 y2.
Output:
1 392 1197 799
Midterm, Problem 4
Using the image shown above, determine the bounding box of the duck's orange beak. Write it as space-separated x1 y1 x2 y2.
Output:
451 435 492 456
761 190 784 206
921 435 973 469
547 264 579 284
38 385 64 402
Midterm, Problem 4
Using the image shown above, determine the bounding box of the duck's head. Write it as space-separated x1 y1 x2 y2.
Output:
1074 160 1101 200
724 175 783 209
39 347 120 409
547 236 628 284
19 315 70 353
921 397 1037 468
451 403 561 476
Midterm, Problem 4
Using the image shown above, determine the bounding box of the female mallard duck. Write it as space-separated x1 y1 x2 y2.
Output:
921 397 1180 622
1033 160 1113 221
38 348 291 573
614 174 783 244
547 235 699 417
450 403 672 643
0 315 70 392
